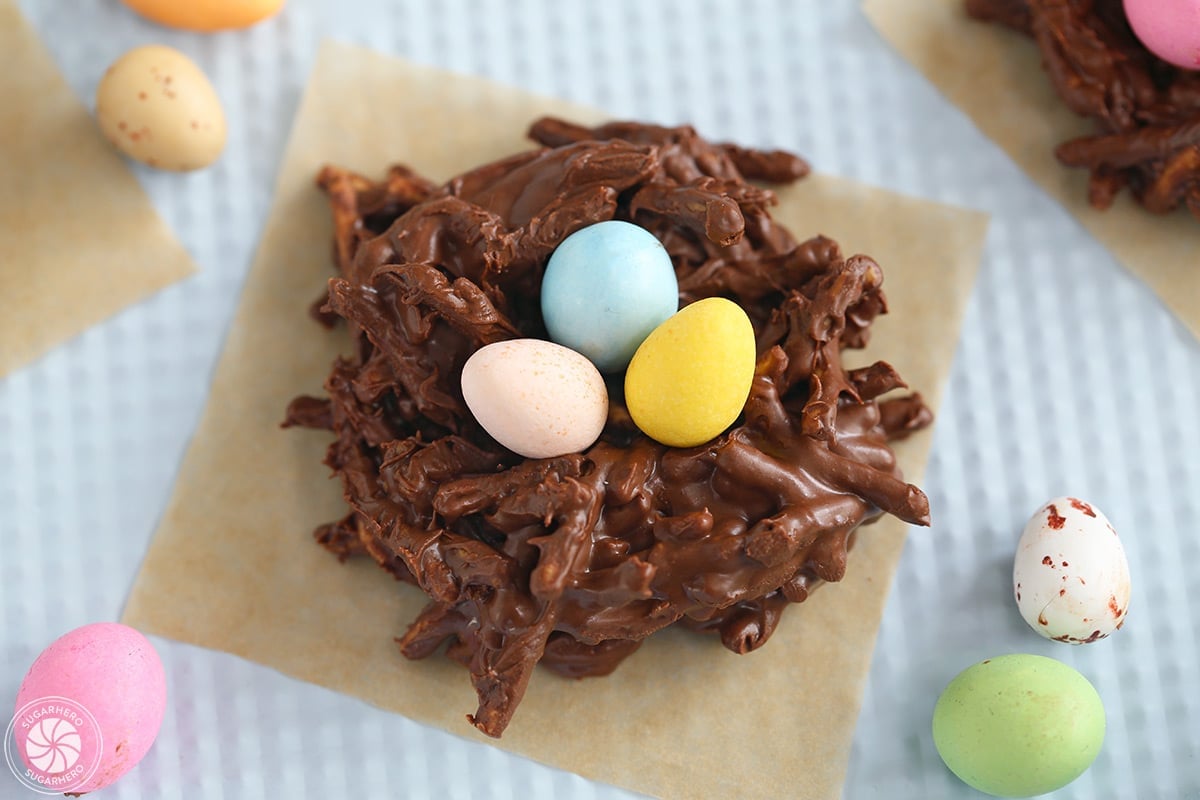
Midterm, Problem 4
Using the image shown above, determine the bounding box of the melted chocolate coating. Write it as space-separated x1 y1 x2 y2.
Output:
966 0 1200 221
284 118 930 737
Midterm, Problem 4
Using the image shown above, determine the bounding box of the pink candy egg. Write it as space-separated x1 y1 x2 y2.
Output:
461 339 608 459
1124 0 1200 70
11 623 166 794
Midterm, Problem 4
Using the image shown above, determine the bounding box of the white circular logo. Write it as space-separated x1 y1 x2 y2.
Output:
5 697 103 795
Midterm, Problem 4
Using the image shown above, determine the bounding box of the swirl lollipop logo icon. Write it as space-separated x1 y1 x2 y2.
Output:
25 716 81 773
5 697 103 794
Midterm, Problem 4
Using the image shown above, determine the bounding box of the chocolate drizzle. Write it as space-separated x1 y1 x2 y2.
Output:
966 0 1200 221
284 118 930 737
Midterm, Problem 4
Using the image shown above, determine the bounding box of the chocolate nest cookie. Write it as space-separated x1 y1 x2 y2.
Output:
967 0 1200 221
284 117 932 737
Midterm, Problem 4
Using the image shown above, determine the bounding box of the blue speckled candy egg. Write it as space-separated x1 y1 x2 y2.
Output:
541 220 679 372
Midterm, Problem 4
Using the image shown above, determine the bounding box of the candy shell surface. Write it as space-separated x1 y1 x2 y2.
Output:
461 339 608 459
14 623 166 794
541 220 679 372
95 45 227 171
1123 0 1200 70
122 0 286 31
624 297 756 447
1013 496 1131 644
933 654 1105 797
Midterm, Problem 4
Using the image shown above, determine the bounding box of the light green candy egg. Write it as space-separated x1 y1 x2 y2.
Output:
932 654 1105 798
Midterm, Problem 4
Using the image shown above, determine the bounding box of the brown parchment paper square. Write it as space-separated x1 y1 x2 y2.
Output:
864 0 1200 341
122 40 988 800
0 0 197 377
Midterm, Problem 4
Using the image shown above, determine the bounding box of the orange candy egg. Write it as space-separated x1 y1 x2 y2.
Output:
121 0 285 32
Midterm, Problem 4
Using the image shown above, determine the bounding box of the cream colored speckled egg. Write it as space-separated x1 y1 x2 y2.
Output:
95 45 226 171
461 339 609 459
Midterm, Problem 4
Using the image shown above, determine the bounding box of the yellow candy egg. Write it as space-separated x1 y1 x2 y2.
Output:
625 297 756 448
95 46 226 172
122 0 285 32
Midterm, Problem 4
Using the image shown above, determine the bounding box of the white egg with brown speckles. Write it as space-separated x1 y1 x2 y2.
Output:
1014 496 1131 644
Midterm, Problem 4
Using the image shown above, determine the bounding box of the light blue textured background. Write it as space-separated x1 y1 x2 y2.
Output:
3 1 1197 797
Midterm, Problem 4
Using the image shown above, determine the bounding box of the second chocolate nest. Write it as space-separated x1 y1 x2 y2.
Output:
285 117 931 737
967 0 1200 221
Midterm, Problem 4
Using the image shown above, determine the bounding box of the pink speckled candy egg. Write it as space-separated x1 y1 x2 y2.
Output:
12 623 166 794
461 339 609 459
1124 0 1200 70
